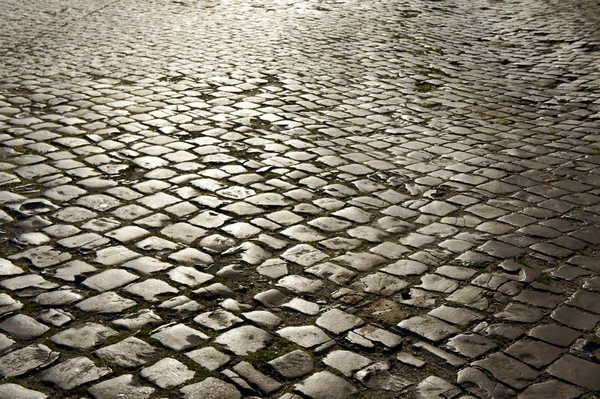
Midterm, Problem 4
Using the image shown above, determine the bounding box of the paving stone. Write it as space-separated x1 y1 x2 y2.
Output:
354 361 412 391
295 371 356 399
505 339 563 368
88 374 155 399
136 236 181 251
355 272 408 295
369 241 411 259
0 344 59 377
307 217 351 232
38 308 73 327
418 223 460 239
332 206 372 223
277 326 331 349
551 305 600 331
281 225 325 242
95 337 159 367
214 325 273 355
180 377 241 399
282 297 320 315
167 266 213 287
320 237 363 250
306 262 356 285
382 259 428 276
412 341 467 368
105 225 150 243
398 316 460 342
83 269 139 292
417 274 459 293
82 217 121 233
39 356 111 390
445 334 497 358
111 204 152 220
51 322 118 349
159 295 202 314
568 255 600 272
186 346 230 371
34 288 83 306
232 361 282 395
222 201 262 216
415 376 460 399
475 322 525 340
190 210 232 228
141 357 195 388
457 367 515 399
280 244 328 267
0 258 23 276
546 354 600 391
277 275 324 294
478 240 525 258
200 234 237 254
3 2 600 398
494 303 544 323
0 314 49 340
257 259 289 279
221 222 262 238
124 279 178 302
471 353 539 389
94 245 141 266
53 207 97 223
347 226 389 242
253 289 287 308
226 242 271 265
322 350 372 377
246 193 291 207
161 222 206 244
113 309 163 330
242 310 283 330
269 349 314 378
316 309 364 334
351 325 402 349
9 245 72 268
519 380 581 399
471 273 512 291
221 365 256 393
76 292 137 313
565 289 600 314
527 323 581 347
419 201 458 216
396 352 426 368
333 252 386 272
194 309 243 331
428 305 483 326
0 384 48 399
169 248 213 266
569 337 600 362
467 204 508 219
151 323 209 351
399 233 436 248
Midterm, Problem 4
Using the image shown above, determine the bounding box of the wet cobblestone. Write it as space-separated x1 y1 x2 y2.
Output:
0 0 599 397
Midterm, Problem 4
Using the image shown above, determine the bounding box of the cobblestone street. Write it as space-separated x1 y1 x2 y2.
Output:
0 0 599 398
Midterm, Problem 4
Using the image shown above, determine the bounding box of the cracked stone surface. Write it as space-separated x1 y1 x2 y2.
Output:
0 0 599 397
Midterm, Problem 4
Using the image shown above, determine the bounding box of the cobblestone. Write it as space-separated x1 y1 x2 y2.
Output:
0 0 599 397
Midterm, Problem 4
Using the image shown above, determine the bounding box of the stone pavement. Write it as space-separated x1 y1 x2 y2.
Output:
0 0 599 397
